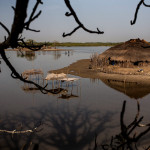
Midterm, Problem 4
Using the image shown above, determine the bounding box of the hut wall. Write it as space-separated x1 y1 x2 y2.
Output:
98 58 150 68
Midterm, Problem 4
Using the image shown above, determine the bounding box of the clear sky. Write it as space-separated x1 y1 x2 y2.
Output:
0 0 150 43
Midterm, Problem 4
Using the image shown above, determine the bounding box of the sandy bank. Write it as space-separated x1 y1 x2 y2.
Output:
50 59 150 86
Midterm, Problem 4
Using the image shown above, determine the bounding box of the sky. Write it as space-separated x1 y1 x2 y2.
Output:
0 0 150 43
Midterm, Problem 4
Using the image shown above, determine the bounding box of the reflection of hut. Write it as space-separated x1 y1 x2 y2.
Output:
59 93 79 99
59 77 80 100
22 86 41 94
45 73 80 99
100 77 150 99
25 51 36 61
22 85 67 95
22 69 44 81
98 39 150 68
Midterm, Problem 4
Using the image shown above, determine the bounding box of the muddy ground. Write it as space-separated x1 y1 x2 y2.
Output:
50 59 150 86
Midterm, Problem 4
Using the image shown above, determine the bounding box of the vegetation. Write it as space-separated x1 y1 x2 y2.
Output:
38 42 122 47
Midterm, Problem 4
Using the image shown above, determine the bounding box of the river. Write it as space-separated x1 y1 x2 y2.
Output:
0 46 150 150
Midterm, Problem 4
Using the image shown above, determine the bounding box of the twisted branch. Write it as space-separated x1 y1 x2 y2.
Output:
131 0 144 25
143 1 150 7
131 0 150 25
18 38 43 51
0 129 34 134
102 100 150 149
63 0 104 37
0 22 10 36
0 121 42 134
24 0 43 32
63 26 81 37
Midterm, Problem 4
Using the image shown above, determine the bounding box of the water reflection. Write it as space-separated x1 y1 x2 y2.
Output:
99 77 150 100
101 100 150 150
16 50 74 62
1 47 150 149
21 71 80 100
53 51 61 60
52 50 73 59
0 100 150 149
36 50 73 60
17 51 37 61
0 102 114 150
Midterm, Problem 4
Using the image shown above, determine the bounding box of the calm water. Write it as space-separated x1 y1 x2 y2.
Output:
0 47 150 150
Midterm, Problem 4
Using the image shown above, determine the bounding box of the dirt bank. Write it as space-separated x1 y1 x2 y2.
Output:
50 59 150 86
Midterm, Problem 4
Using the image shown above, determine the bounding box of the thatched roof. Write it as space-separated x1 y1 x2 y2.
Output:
99 39 150 62
45 73 67 80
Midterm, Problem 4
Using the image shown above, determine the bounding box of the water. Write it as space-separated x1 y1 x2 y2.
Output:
0 47 150 150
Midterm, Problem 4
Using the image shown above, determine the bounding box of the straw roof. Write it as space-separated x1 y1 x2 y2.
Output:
22 69 43 79
99 39 150 62
45 73 67 80
60 77 79 82
22 69 43 76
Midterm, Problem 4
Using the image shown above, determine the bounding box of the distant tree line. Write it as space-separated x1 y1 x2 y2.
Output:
40 42 122 47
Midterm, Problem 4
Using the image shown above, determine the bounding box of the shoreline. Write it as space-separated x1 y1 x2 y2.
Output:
5 48 72 52
50 59 150 85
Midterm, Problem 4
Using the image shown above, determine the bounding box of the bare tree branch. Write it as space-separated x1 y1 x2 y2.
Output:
0 121 42 135
63 26 81 37
131 0 144 25
24 28 40 32
0 129 34 134
143 1 150 7
18 38 43 51
11 6 16 12
24 0 43 32
0 22 10 36
63 0 104 37
131 0 150 25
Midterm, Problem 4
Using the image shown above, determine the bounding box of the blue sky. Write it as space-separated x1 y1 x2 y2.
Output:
0 0 150 43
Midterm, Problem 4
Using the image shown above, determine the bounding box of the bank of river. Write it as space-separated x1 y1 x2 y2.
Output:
51 58 150 86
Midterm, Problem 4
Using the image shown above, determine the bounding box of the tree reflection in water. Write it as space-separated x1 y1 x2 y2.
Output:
29 104 115 150
53 51 61 60
17 51 37 61
101 100 150 150
0 102 114 150
0 100 150 150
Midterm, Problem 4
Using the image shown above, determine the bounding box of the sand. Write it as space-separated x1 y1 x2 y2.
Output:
50 59 150 86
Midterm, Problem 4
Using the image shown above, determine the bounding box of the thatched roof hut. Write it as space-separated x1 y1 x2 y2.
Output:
98 39 150 68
